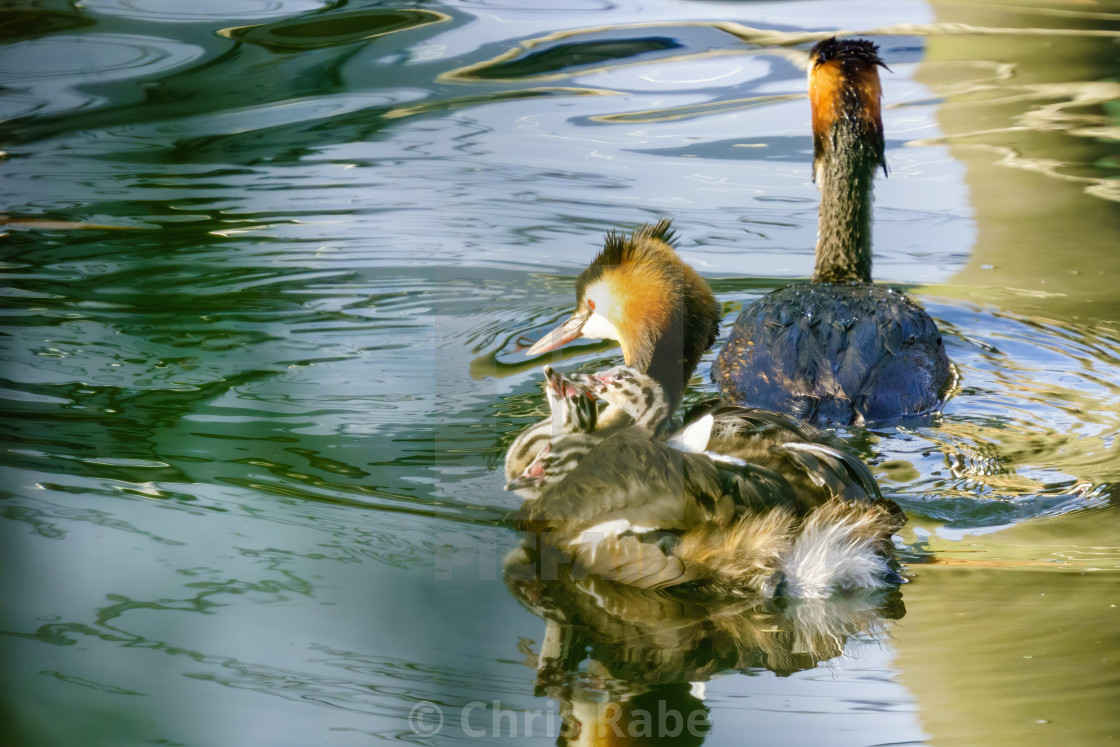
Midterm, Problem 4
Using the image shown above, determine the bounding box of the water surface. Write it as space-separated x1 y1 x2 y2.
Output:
2 0 1118 744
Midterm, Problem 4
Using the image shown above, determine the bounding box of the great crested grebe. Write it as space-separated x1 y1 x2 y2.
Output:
508 221 716 488
712 37 952 425
526 219 720 431
519 219 893 485
512 364 905 597
515 222 905 594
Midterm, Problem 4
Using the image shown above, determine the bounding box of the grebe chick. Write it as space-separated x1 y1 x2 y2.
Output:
504 365 597 491
506 430 600 497
574 366 671 432
526 219 720 430
510 366 707 496
712 37 952 425
510 366 690 496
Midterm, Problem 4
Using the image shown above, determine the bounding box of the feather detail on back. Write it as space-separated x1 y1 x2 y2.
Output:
713 283 951 425
676 508 796 594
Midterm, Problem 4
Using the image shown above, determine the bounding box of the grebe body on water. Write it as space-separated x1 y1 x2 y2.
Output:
513 364 904 596
517 222 905 594
712 38 952 426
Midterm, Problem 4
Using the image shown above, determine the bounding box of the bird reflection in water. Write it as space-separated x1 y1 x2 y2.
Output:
505 557 904 745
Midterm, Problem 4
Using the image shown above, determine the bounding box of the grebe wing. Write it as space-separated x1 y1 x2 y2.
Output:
569 533 697 590
517 429 734 532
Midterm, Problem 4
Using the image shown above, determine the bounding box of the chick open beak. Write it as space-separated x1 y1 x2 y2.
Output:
525 309 591 357
542 364 563 392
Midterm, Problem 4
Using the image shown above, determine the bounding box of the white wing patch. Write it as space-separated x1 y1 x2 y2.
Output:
569 519 655 548
667 413 714 453
704 451 748 467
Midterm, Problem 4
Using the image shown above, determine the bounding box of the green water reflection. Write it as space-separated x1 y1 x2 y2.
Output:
1 0 1118 745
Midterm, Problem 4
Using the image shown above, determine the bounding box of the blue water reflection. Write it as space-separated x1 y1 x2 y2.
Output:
1 0 1118 744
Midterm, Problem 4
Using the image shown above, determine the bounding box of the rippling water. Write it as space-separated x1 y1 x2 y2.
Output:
2 0 1118 744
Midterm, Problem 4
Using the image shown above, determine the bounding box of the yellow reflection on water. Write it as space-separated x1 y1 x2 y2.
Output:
898 2 1120 744
894 562 1119 746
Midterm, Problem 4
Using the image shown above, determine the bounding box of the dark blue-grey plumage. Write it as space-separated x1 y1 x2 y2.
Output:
713 283 950 426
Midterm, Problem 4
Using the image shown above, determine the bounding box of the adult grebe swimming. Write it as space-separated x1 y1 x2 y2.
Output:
511 363 905 596
516 220 907 594
712 37 952 426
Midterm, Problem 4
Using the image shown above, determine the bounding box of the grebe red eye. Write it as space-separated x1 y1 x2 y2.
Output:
587 299 595 311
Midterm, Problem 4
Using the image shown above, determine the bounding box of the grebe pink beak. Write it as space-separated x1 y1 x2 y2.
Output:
543 364 590 400
525 309 592 356
572 372 604 393
542 364 565 395
572 370 620 395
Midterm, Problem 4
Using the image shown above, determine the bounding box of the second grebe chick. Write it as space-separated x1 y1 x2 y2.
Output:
712 37 952 425
504 365 597 491
575 365 671 431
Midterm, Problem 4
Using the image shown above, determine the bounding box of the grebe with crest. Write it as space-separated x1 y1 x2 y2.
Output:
525 219 719 432
712 37 952 425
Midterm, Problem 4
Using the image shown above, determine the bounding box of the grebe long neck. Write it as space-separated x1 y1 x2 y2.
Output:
644 337 688 421
812 118 877 284
809 38 887 285
595 322 689 431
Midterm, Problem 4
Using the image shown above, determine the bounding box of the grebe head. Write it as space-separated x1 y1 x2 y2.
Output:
505 432 599 494
543 365 597 435
526 220 720 413
808 37 887 180
505 442 551 493
575 365 670 431
807 37 888 284
504 366 597 488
